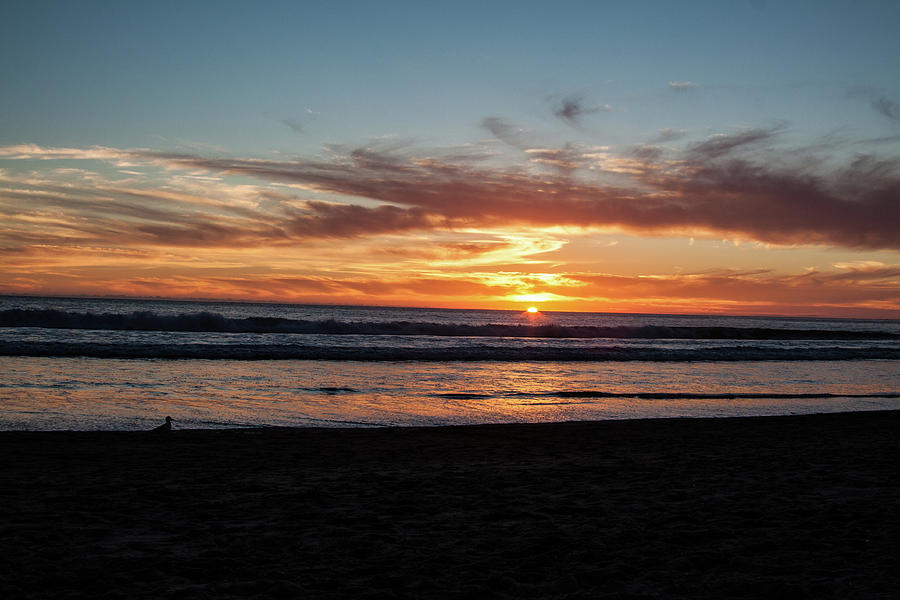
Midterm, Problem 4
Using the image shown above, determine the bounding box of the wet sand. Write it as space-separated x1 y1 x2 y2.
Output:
1 410 898 599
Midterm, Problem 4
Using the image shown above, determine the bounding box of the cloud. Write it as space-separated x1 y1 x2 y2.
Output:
873 97 900 122
847 88 900 128
3 132 900 251
133 138 897 250
567 266 900 306
284 202 435 238
629 144 664 161
525 144 596 174
552 95 610 125
280 118 305 133
375 240 516 261
655 128 688 142
0 144 133 162
481 117 531 148
829 261 900 281
668 81 696 91
3 134 897 315
687 125 783 159
4 260 896 316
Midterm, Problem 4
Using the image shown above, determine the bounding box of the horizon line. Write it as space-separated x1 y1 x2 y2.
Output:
2 292 897 322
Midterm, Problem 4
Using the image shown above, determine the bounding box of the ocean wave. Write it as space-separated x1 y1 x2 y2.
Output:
1 341 898 361
1 309 896 340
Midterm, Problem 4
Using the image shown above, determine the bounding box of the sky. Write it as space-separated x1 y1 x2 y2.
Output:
1 0 899 317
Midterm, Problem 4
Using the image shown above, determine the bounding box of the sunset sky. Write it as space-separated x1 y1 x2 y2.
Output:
1 1 899 317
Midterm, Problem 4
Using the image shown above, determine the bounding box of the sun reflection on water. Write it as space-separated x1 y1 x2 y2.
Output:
1 357 898 430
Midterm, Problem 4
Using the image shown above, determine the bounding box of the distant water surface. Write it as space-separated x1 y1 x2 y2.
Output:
1 296 898 430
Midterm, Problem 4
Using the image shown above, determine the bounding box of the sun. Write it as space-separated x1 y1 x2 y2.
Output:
526 306 539 313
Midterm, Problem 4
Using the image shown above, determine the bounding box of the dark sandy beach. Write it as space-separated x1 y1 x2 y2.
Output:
2 411 898 599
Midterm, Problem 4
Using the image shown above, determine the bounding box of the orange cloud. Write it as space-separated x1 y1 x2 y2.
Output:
3 130 899 251
1 129 898 317
2 257 898 317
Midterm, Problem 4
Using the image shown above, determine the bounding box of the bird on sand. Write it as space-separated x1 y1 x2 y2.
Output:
152 416 174 432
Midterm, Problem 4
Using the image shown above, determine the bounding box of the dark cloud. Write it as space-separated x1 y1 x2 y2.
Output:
280 118 305 133
655 128 688 142
847 88 900 126
687 125 783 159
285 202 434 238
481 117 530 148
873 97 900 122
856 133 900 145
629 144 664 161
648 154 900 249
136 221 279 247
138 136 900 250
5 125 899 252
552 96 609 125
349 146 413 172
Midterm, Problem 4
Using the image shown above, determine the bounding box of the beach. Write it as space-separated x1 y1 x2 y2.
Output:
2 411 898 599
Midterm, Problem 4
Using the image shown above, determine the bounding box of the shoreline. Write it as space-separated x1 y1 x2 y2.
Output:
3 406 900 433
2 410 899 598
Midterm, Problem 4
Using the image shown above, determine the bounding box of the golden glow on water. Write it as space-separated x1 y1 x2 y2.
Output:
1 357 897 430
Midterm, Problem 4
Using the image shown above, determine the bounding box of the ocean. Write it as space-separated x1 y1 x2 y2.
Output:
1 295 898 430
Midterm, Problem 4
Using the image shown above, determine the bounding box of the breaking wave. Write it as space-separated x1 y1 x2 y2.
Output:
1 341 898 361
2 309 897 340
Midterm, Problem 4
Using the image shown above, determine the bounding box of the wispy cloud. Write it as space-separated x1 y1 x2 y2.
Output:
481 117 531 148
280 118 305 133
568 264 900 309
3 258 896 316
687 124 783 159
2 122 899 255
525 143 603 174
0 144 134 162
655 128 688 142
873 97 900 122
668 81 697 91
137 136 898 251
552 95 611 126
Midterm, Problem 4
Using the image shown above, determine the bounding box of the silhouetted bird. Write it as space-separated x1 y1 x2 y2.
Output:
152 416 174 432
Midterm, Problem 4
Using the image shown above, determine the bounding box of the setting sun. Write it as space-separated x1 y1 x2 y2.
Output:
527 307 539 313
